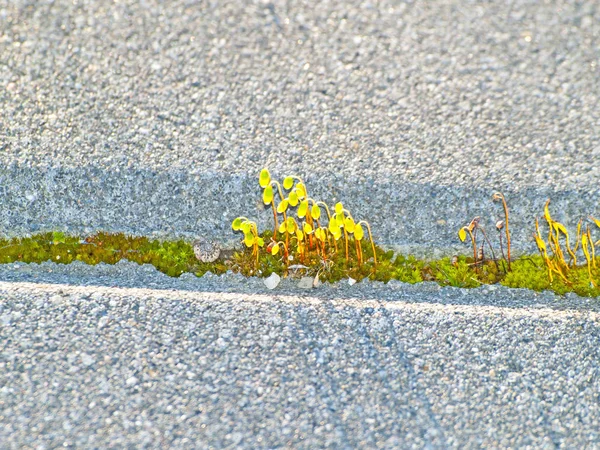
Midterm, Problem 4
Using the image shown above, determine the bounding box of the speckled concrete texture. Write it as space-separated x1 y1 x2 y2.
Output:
1 1 600 447
0 278 599 448
1 0 599 253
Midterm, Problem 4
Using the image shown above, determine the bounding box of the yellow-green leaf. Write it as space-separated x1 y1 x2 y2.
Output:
257 237 265 247
311 204 321 220
289 190 299 206
296 229 304 241
283 176 294 190
286 217 297 233
354 223 364 241
535 235 546 253
272 242 280 255
544 199 552 224
582 234 591 261
554 222 568 237
241 222 252 234
315 228 326 242
591 216 600 229
244 232 254 248
303 222 313 234
335 213 344 228
296 182 307 199
458 227 467 242
328 220 339 234
277 199 289 213
298 200 309 218
332 229 342 240
344 217 355 233
278 222 286 233
263 185 274 204
232 217 243 231
259 169 271 188
335 202 343 215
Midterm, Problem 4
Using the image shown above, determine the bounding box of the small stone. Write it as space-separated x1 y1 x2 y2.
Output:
348 277 356 286
97 316 109 329
298 277 314 289
125 376 138 386
193 238 221 263
264 272 280 289
81 353 95 367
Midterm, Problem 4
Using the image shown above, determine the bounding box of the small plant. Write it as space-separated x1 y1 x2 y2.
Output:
534 201 599 288
231 217 265 269
492 193 512 270
457 195 505 271
232 168 378 281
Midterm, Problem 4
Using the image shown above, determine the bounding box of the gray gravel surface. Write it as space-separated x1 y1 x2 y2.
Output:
2 1 600 447
1 263 600 449
1 0 599 253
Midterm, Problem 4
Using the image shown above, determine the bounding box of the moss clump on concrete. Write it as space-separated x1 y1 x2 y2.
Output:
1 231 599 298
0 232 228 278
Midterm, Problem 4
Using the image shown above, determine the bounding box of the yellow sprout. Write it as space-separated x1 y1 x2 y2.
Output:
315 228 326 242
298 200 309 218
263 185 274 204
232 217 244 231
354 223 364 241
286 217 297 233
277 199 289 213
296 182 307 199
259 169 271 188
311 204 321 220
283 177 294 190
344 217 355 233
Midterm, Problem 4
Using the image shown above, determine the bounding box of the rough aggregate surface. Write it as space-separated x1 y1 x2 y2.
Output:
0 0 599 252
1 0 600 447
0 266 599 448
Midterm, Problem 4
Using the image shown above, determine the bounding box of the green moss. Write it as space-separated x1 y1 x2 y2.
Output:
0 231 599 299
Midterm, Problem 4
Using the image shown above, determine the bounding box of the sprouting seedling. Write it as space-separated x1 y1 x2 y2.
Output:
534 217 554 282
333 202 351 262
591 217 600 247
232 217 265 268
457 216 497 269
495 220 508 271
355 220 377 267
267 238 290 271
259 169 287 239
542 200 578 271
458 217 479 265
581 226 596 288
492 193 511 271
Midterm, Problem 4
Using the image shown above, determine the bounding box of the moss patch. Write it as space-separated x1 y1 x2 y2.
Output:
1 231 599 299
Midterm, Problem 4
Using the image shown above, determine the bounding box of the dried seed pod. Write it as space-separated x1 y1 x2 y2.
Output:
193 238 221 263
467 217 480 232
496 220 504 230
451 255 458 266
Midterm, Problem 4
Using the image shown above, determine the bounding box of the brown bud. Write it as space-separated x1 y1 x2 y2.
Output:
496 220 504 230
467 216 480 232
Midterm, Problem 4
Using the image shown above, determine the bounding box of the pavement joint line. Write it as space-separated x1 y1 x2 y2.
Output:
372 299 449 446
321 298 446 446
1 281 598 322
279 297 354 447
